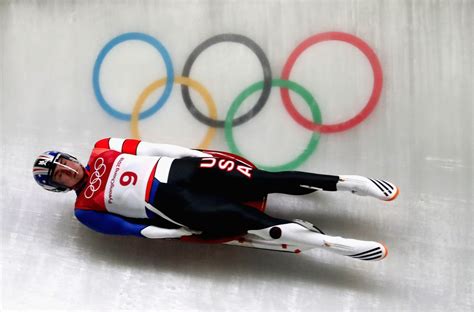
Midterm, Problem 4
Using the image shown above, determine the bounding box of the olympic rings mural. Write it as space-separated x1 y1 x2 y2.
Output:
92 32 383 171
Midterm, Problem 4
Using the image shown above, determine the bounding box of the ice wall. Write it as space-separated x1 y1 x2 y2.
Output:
1 0 473 310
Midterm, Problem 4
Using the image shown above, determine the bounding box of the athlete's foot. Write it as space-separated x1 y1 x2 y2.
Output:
337 175 399 201
248 223 388 261
322 236 388 261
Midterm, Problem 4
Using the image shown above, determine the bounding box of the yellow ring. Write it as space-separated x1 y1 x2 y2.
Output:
131 77 217 149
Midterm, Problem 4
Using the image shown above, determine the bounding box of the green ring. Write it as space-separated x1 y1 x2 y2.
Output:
225 79 322 171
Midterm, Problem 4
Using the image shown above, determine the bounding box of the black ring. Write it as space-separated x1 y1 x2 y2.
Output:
270 227 282 239
181 34 272 128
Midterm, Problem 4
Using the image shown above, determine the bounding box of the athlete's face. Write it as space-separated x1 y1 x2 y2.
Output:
52 158 84 189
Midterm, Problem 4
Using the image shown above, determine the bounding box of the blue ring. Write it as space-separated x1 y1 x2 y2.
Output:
92 32 174 120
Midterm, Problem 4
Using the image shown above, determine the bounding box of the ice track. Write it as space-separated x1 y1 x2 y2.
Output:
1 0 473 310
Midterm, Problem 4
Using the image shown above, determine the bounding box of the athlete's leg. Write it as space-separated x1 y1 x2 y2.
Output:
168 157 399 201
249 222 388 261
151 184 387 261
152 183 288 238
168 157 338 197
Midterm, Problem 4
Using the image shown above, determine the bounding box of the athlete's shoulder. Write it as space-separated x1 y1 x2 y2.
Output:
87 147 120 167
88 138 127 164
94 137 143 154
94 137 112 148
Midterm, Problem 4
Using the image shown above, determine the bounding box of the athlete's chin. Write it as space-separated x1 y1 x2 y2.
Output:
71 166 86 190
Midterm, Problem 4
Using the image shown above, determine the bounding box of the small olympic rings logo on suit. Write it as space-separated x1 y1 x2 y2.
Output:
84 157 107 199
92 32 383 171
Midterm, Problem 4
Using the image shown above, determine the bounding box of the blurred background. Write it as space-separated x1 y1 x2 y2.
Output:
1 0 472 310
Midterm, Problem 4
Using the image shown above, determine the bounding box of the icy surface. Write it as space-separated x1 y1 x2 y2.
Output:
1 0 473 310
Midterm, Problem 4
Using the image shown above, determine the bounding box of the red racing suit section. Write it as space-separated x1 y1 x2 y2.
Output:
74 149 160 218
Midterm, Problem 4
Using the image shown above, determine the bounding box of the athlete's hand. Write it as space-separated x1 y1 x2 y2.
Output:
141 226 201 239
178 227 202 236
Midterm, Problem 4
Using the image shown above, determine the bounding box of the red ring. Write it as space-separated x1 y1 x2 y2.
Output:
280 32 383 133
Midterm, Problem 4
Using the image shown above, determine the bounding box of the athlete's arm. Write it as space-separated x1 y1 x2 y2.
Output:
74 209 194 239
94 137 211 158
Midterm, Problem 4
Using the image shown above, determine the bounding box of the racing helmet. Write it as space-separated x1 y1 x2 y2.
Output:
32 151 81 192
